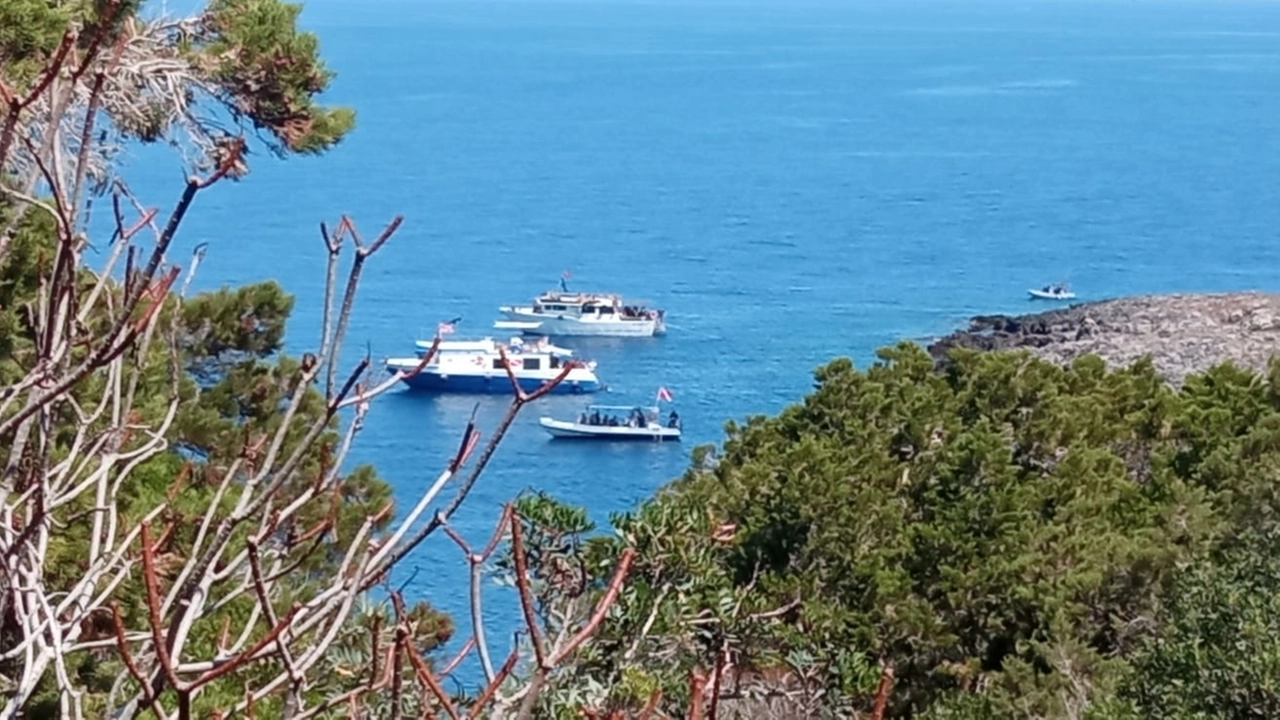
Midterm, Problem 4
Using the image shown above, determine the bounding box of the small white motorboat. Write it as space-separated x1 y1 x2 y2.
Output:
1028 283 1076 300
539 404 681 441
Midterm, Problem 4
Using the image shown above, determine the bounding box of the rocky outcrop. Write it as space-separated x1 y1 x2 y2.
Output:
927 292 1280 385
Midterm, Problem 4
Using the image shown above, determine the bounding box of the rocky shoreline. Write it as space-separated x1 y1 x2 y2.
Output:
926 292 1280 386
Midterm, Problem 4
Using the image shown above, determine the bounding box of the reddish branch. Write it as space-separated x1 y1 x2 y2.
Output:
110 602 155 707
404 636 461 720
320 214 405 397
71 24 130 213
121 207 159 243
439 637 476 677
140 524 182 692
708 646 725 720
549 548 637 666
386 335 441 388
639 689 663 720
166 463 192 504
363 364 576 588
509 514 549 668
367 613 384 690
479 505 515 560
217 616 232 654
870 663 895 720
467 649 520 717
448 404 482 473
689 671 707 720
354 214 404 256
131 267 182 333
441 524 472 555
497 347 582 403
512 546 638 720
18 32 74 108
390 617 406 720
388 592 464 718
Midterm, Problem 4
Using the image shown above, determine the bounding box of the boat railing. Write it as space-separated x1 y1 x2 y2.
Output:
576 405 677 429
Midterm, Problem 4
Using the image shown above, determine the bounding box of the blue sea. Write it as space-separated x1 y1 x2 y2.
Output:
119 0 1280 686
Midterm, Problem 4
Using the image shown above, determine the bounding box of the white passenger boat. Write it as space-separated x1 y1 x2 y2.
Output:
1028 283 1076 300
539 404 682 441
385 336 602 394
496 281 666 338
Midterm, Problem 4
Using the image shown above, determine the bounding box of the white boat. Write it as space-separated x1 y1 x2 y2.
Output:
1028 283 1076 300
539 404 681 441
496 288 667 338
385 336 602 394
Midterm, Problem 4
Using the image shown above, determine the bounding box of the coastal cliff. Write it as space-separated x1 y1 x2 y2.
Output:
927 292 1280 385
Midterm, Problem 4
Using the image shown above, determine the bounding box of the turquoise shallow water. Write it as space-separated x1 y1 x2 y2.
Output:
117 0 1280 685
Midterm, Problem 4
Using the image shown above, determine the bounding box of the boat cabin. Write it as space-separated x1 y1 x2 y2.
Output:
531 292 661 322
412 336 576 370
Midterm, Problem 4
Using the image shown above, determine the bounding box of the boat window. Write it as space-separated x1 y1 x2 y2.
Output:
491 358 504 370
549 356 561 369
522 358 541 370
598 306 614 314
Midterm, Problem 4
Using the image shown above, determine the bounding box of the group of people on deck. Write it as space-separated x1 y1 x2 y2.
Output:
578 407 681 429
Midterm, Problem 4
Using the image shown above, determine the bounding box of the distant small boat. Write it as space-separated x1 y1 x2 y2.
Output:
540 404 681 441
385 335 602 394
1028 283 1076 300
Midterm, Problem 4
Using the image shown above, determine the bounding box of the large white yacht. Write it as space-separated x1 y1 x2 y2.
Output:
384 336 602 394
494 288 667 338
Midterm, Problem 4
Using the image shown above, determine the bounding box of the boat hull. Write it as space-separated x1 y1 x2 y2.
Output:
499 308 665 337
539 417 680 441
1027 289 1076 300
386 364 601 395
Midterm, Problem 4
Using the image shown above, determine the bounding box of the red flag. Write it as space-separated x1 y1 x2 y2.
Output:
657 386 674 403
437 322 456 335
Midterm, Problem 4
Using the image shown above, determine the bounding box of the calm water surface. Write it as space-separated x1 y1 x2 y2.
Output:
119 0 1280 685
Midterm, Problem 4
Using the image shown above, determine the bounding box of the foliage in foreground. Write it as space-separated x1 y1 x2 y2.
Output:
515 344 1280 718
8 2 1280 718
1 1 505 718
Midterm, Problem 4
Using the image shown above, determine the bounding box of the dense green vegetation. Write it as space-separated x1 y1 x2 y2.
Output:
1 205 455 719
520 344 1280 718
6 1 1280 717
1 1 454 716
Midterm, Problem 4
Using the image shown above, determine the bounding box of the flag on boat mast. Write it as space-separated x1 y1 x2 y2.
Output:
656 386 674 403
438 316 460 336
560 269 572 292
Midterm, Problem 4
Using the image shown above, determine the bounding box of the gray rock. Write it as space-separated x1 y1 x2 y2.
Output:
926 292 1280 386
